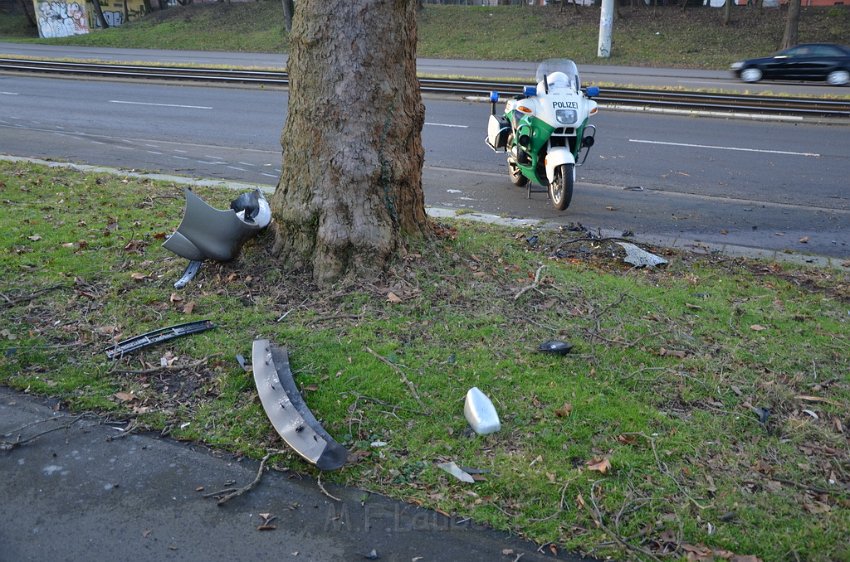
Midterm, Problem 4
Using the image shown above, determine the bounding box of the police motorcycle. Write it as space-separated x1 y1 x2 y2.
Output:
485 59 599 210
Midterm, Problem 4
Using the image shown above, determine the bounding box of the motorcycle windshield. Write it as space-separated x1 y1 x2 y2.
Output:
535 59 580 92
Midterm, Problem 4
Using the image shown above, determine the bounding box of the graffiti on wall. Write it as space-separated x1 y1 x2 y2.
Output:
35 1 89 38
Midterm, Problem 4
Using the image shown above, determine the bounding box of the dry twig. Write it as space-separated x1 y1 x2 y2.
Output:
365 347 430 414
514 265 547 300
317 473 341 502
1 414 89 451
205 450 282 506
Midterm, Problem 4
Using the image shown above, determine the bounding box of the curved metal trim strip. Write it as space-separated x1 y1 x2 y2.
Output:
251 340 348 471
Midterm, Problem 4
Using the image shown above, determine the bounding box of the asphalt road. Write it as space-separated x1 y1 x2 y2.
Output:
2 41 849 96
2 70 848 261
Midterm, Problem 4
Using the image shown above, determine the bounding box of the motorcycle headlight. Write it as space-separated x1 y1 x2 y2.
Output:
556 109 577 124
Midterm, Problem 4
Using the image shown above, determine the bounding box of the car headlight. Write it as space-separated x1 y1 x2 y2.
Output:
730 61 744 71
556 109 577 124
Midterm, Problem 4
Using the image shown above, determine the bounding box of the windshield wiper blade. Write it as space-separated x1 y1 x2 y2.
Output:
106 320 216 360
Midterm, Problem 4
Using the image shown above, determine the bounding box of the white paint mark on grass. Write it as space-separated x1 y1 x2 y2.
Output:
629 139 820 157
109 100 212 110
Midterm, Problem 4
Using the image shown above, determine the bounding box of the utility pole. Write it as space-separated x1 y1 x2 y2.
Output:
598 0 614 58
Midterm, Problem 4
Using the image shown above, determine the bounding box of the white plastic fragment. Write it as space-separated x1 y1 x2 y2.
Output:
617 242 668 268
436 461 475 484
464 387 501 435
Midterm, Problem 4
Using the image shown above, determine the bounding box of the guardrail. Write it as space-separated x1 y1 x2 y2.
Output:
2 58 849 119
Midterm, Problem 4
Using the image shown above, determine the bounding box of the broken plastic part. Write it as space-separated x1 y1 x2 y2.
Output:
163 188 271 262
464 387 501 435
251 340 348 471
437 461 476 483
173 259 203 289
538 340 573 355
617 242 668 268
105 320 216 360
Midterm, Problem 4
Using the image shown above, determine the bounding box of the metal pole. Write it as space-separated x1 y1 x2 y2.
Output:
598 0 614 58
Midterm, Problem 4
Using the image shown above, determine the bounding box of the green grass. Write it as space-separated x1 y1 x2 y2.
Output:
3 3 849 69
2 160 849 561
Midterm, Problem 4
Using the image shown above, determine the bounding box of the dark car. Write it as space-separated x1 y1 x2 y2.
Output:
730 43 850 86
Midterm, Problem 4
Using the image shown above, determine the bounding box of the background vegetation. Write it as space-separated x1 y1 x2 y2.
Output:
1 3 848 69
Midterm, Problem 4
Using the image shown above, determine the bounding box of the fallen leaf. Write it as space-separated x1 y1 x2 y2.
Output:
750 324 767 331
605 206 617 211
576 493 586 508
387 291 402 303
587 458 612 474
114 391 135 402
182 302 195 315
554 402 573 417
27 234 42 241
169 293 183 303
660 347 687 359
803 501 831 514
130 272 147 281
799 236 809 244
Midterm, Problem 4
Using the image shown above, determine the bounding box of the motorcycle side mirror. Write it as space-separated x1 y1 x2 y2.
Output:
585 86 600 98
523 85 537 98
489 91 499 115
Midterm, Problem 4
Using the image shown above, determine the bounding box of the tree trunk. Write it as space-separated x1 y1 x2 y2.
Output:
17 0 37 29
281 0 294 32
781 0 800 49
91 0 110 28
270 0 429 287
722 0 732 25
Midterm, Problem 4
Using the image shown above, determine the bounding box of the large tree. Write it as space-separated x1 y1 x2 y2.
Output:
270 0 429 287
781 0 801 49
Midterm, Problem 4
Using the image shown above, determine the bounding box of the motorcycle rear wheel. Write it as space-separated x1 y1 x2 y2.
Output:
549 164 574 211
509 162 529 187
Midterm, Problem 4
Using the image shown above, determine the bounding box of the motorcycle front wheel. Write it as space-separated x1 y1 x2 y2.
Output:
509 162 528 187
549 164 574 211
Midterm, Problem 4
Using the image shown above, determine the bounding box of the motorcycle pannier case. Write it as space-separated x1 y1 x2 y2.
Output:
486 115 510 151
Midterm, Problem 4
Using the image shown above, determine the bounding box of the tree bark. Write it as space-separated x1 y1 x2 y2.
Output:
90 0 110 28
17 0 37 29
270 0 429 287
281 0 294 32
722 0 732 25
781 0 800 49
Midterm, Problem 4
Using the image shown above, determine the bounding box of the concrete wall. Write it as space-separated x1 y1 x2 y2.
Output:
32 0 147 37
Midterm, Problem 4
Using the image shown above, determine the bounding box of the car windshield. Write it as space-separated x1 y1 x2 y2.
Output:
535 59 580 92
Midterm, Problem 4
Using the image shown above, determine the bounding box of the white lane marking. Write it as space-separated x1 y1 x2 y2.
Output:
173 156 189 160
237 162 255 167
1 91 19 96
147 151 163 155
261 173 278 178
425 122 468 128
174 149 188 153
629 139 820 157
109 100 213 110
227 165 247 172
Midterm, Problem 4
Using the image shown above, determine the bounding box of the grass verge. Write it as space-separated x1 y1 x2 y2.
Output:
3 4 850 70
1 160 849 561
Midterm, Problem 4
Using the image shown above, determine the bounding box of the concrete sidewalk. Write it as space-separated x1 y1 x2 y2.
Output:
0 387 590 562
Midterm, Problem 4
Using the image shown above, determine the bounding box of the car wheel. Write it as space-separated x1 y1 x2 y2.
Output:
826 69 850 86
740 67 762 83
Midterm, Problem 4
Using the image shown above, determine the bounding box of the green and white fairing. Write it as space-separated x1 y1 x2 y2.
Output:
505 59 597 186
